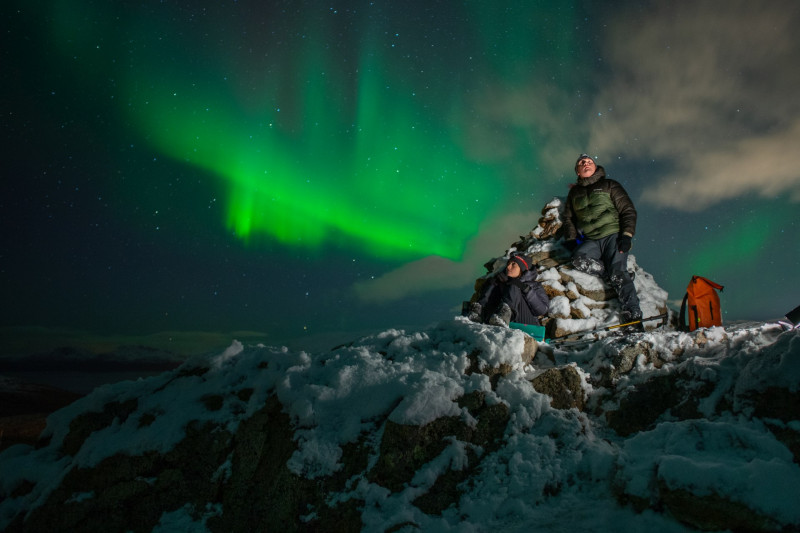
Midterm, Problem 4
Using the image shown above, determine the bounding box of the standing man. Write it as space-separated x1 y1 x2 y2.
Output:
562 154 642 323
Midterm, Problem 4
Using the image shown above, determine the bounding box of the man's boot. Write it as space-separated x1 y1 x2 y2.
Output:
488 303 513 328
620 309 644 333
467 302 483 323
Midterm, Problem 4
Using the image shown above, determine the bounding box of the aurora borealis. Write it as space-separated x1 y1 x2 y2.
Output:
104 0 576 260
3 0 799 351
122 18 501 260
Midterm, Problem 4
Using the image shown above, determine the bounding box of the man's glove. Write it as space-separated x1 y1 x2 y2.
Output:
617 234 632 253
495 272 508 283
509 278 531 293
563 240 578 253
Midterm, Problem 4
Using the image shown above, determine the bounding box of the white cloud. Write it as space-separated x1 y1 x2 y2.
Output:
587 1 800 209
352 211 536 303
355 2 800 305
459 81 585 174
641 119 800 209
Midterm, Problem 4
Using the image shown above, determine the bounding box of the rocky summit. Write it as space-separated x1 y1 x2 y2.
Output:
2 323 799 532
1 197 799 532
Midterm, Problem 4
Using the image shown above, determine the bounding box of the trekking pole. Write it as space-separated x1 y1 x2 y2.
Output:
605 312 669 332
547 312 669 345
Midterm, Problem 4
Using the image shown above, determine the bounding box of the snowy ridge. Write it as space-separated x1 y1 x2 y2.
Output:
1 318 799 532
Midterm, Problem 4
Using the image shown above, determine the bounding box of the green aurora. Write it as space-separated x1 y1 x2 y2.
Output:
46 0 581 261
5 0 797 343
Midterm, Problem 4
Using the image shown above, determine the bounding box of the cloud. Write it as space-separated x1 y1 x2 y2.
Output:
353 1 800 304
586 1 800 209
459 81 586 175
641 119 800 209
352 211 536 303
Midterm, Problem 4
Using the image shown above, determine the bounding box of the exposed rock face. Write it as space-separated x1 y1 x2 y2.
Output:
530 366 585 411
371 390 510 516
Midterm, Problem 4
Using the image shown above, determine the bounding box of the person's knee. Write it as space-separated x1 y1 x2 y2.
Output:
609 270 628 288
573 255 605 276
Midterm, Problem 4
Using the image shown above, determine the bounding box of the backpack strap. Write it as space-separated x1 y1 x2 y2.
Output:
679 292 689 332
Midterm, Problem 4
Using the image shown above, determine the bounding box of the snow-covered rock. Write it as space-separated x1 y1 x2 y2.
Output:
1 319 799 532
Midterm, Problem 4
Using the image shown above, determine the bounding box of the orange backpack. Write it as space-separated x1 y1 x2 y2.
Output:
679 276 724 331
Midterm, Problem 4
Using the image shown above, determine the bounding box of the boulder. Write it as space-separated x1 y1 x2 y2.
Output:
530 366 586 411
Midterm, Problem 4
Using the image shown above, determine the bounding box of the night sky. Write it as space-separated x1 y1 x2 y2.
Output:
2 1 799 353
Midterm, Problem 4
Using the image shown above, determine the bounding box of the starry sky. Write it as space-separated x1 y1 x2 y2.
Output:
2 0 799 353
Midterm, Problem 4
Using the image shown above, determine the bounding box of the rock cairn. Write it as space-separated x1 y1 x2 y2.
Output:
468 197 670 339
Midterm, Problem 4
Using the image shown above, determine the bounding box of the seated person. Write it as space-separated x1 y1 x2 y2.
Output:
466 253 550 327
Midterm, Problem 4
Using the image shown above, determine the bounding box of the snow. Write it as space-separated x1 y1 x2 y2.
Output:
548 294 572 318
1 269 800 531
619 419 799 522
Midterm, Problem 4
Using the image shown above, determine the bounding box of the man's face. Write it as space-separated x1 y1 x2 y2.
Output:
576 157 596 178
506 261 521 278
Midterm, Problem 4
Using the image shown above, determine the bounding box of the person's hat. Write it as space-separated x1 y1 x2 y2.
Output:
508 253 531 271
575 153 596 172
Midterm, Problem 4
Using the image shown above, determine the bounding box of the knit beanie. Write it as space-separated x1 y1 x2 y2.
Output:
509 253 531 272
575 153 596 173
